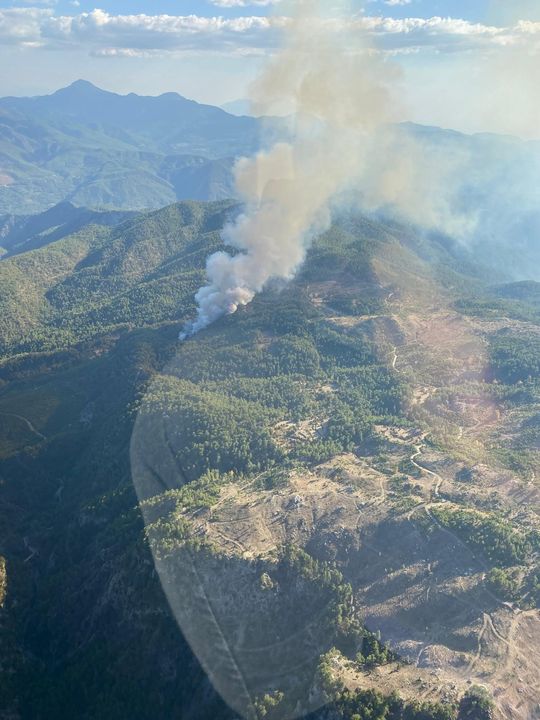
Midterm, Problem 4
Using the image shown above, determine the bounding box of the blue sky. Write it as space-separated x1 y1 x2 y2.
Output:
0 1 496 21
0 1 539 136
27 0 534 23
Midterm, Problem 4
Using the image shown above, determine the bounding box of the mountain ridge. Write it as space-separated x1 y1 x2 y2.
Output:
0 79 256 142
0 81 260 214
2 80 539 288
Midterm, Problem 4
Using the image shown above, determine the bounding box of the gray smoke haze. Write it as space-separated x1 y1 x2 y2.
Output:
182 0 540 339
181 0 400 338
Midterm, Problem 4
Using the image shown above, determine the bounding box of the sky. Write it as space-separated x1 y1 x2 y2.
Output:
1 0 539 137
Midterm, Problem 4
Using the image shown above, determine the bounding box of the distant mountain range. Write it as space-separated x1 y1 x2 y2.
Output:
0 80 263 214
1 81 539 283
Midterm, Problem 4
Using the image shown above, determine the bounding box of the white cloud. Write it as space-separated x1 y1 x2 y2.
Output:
53 10 282 52
0 8 283 54
1 8 539 57
360 16 513 52
0 8 52 45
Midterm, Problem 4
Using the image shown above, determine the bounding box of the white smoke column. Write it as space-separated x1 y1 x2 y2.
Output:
182 0 398 338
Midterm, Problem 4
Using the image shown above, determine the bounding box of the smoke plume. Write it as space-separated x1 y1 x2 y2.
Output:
182 0 540 340
181 0 398 338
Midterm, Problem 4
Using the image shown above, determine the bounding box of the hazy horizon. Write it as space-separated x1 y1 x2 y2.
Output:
1 0 540 139
2 76 540 145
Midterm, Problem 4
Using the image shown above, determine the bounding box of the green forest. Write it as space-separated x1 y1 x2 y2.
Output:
0 199 536 719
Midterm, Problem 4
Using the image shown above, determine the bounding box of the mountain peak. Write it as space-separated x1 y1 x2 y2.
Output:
68 79 97 89
53 80 110 97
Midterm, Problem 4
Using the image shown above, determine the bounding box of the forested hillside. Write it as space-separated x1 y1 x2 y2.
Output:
0 200 538 719
0 200 236 354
